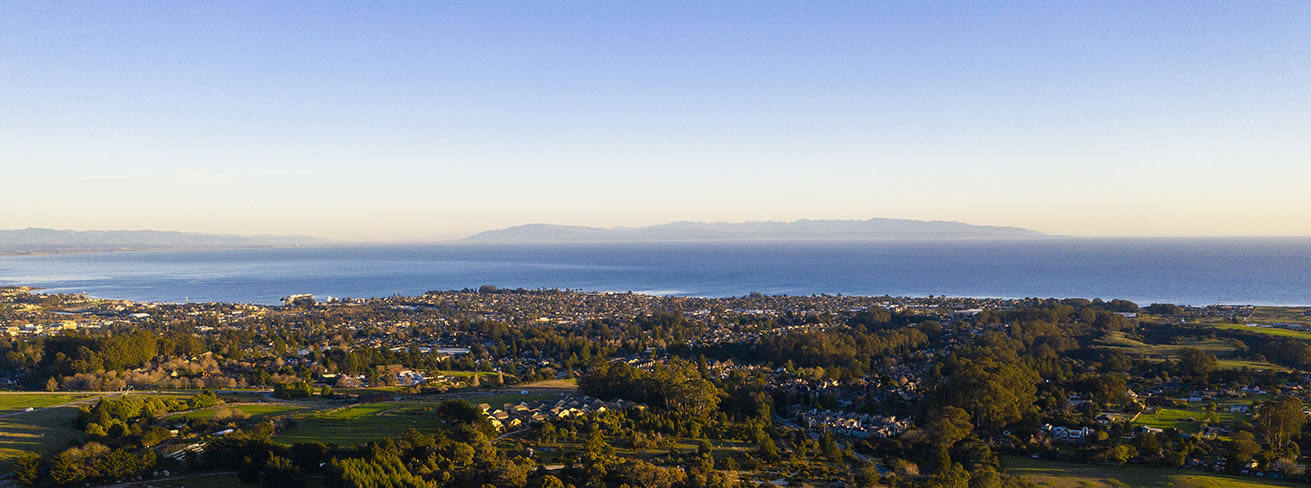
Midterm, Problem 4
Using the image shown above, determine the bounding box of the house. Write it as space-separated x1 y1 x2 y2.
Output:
1046 425 1091 443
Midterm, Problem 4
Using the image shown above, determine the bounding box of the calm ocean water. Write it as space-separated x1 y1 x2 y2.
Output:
0 239 1309 306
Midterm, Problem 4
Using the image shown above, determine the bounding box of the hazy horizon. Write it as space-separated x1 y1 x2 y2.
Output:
3 2 1309 241
7 217 1311 245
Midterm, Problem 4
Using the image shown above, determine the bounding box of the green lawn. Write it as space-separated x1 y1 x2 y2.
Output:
272 401 449 445
0 393 96 414
0 405 85 471
1131 407 1245 434
1003 455 1301 488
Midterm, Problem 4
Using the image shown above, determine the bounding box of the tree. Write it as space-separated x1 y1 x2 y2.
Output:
326 453 430 488
1230 431 1262 465
1086 373 1128 406
1178 348 1218 384
608 460 677 488
13 453 40 488
927 462 970 488
820 431 842 461
1255 396 1307 449
436 399 496 437
261 454 305 488
1098 444 1137 464
539 475 566 488
853 461 881 488
757 435 780 462
937 359 1038 430
926 406 974 449
274 381 314 399
1144 303 1183 315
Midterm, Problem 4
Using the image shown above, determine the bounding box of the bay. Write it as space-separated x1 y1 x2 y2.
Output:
0 238 1308 306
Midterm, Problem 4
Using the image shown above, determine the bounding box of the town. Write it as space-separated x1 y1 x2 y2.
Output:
2 286 1311 488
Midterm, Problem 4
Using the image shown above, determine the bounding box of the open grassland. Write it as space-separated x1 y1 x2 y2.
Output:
1095 333 1288 372
0 406 84 471
1003 456 1301 488
434 370 501 380
0 392 96 414
273 401 449 446
171 402 312 421
1247 307 1311 327
1205 323 1311 340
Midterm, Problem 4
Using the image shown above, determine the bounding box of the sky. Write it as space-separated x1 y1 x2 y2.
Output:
1 2 1309 241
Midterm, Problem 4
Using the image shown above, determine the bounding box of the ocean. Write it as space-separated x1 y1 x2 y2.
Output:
0 238 1309 306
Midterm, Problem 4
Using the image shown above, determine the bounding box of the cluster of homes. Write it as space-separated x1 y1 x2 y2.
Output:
795 408 912 439
479 393 644 431
1033 423 1094 444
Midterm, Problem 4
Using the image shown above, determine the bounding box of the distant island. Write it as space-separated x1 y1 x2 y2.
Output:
461 217 1045 243
0 218 1045 255
0 228 325 255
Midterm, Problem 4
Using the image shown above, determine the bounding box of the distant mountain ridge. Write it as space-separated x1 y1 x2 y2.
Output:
0 228 325 255
462 218 1045 243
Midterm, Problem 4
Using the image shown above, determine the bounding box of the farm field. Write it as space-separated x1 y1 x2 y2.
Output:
1003 456 1301 488
272 401 450 445
0 392 96 414
0 405 84 471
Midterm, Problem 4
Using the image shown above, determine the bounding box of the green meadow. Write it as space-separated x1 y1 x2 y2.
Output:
171 402 312 421
0 406 85 471
272 401 450 446
1205 323 1311 340
0 392 97 414
1095 332 1288 371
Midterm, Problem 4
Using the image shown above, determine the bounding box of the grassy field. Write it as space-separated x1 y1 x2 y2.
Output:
1095 333 1288 372
1246 307 1311 327
1205 323 1311 340
171 402 312 421
434 370 501 379
1131 407 1247 434
0 406 84 470
1003 456 1301 488
272 401 449 445
467 393 555 409
0 392 96 414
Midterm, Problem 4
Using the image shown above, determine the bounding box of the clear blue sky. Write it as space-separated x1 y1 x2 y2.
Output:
2 1 1308 240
